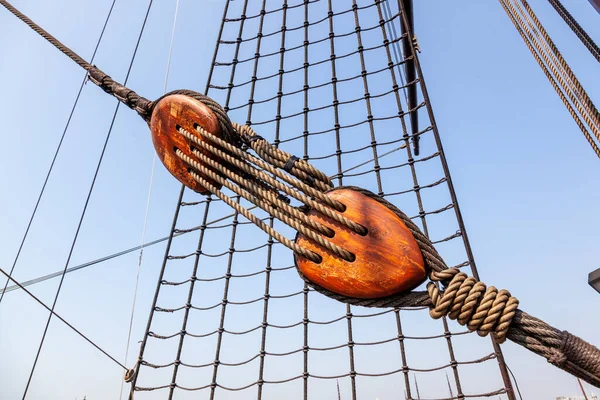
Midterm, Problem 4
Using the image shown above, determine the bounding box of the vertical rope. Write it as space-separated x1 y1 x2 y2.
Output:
244 1 270 398
373 3 421 398
127 0 233 391
302 2 311 398
327 0 343 188
0 0 118 305
396 0 517 397
21 2 156 398
207 1 249 398
351 0 384 196
118 1 180 398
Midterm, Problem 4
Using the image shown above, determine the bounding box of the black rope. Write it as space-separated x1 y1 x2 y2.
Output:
547 0 600 62
0 205 257 294
130 0 515 396
297 187 600 389
0 0 118 305
283 155 299 172
127 0 236 394
0 267 127 370
0 1 155 120
21 2 155 398
240 2 271 398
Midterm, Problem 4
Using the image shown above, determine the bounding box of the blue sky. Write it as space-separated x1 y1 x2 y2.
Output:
0 0 599 399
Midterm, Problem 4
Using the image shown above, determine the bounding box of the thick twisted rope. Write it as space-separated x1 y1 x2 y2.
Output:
3 0 599 387
234 123 334 192
179 127 366 235
295 185 600 388
0 0 154 121
511 0 600 142
0 0 241 147
498 0 600 158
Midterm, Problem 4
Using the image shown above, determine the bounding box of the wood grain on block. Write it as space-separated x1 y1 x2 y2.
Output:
150 94 222 194
296 188 426 299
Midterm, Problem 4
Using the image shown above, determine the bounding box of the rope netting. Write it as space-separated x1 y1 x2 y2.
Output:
129 1 516 398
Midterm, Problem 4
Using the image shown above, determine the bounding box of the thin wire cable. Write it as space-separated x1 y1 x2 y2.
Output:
0 0 118 305
0 205 259 295
118 4 181 398
0 267 127 370
506 364 524 400
21 2 155 398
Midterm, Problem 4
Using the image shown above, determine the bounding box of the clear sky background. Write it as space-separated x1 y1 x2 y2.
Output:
0 0 599 399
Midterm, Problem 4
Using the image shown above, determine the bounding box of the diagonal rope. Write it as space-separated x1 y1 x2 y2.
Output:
118 1 180 397
498 0 600 157
20 2 156 398
0 267 127 370
0 205 260 295
0 0 118 305
0 0 153 120
547 0 600 63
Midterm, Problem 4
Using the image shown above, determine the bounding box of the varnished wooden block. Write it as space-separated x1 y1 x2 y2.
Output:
295 188 426 299
150 94 222 194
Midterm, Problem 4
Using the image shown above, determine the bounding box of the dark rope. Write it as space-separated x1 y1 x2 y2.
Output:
0 0 244 146
296 185 600 389
0 267 127 370
546 0 600 63
19 1 156 398
0 0 149 121
0 0 118 305
127 0 236 394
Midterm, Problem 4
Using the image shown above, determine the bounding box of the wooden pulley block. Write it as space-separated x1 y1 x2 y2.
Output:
150 94 226 194
295 188 427 299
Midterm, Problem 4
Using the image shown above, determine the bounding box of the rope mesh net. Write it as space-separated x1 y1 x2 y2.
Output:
131 1 513 398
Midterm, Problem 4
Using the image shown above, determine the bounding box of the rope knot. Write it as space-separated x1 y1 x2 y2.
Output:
87 66 152 121
124 364 138 383
427 268 519 343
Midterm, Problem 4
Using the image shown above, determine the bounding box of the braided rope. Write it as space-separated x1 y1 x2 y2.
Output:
184 166 321 263
186 148 335 240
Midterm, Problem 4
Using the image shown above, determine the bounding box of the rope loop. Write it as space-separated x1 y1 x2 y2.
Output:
428 268 519 343
124 361 138 383
293 187 519 343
